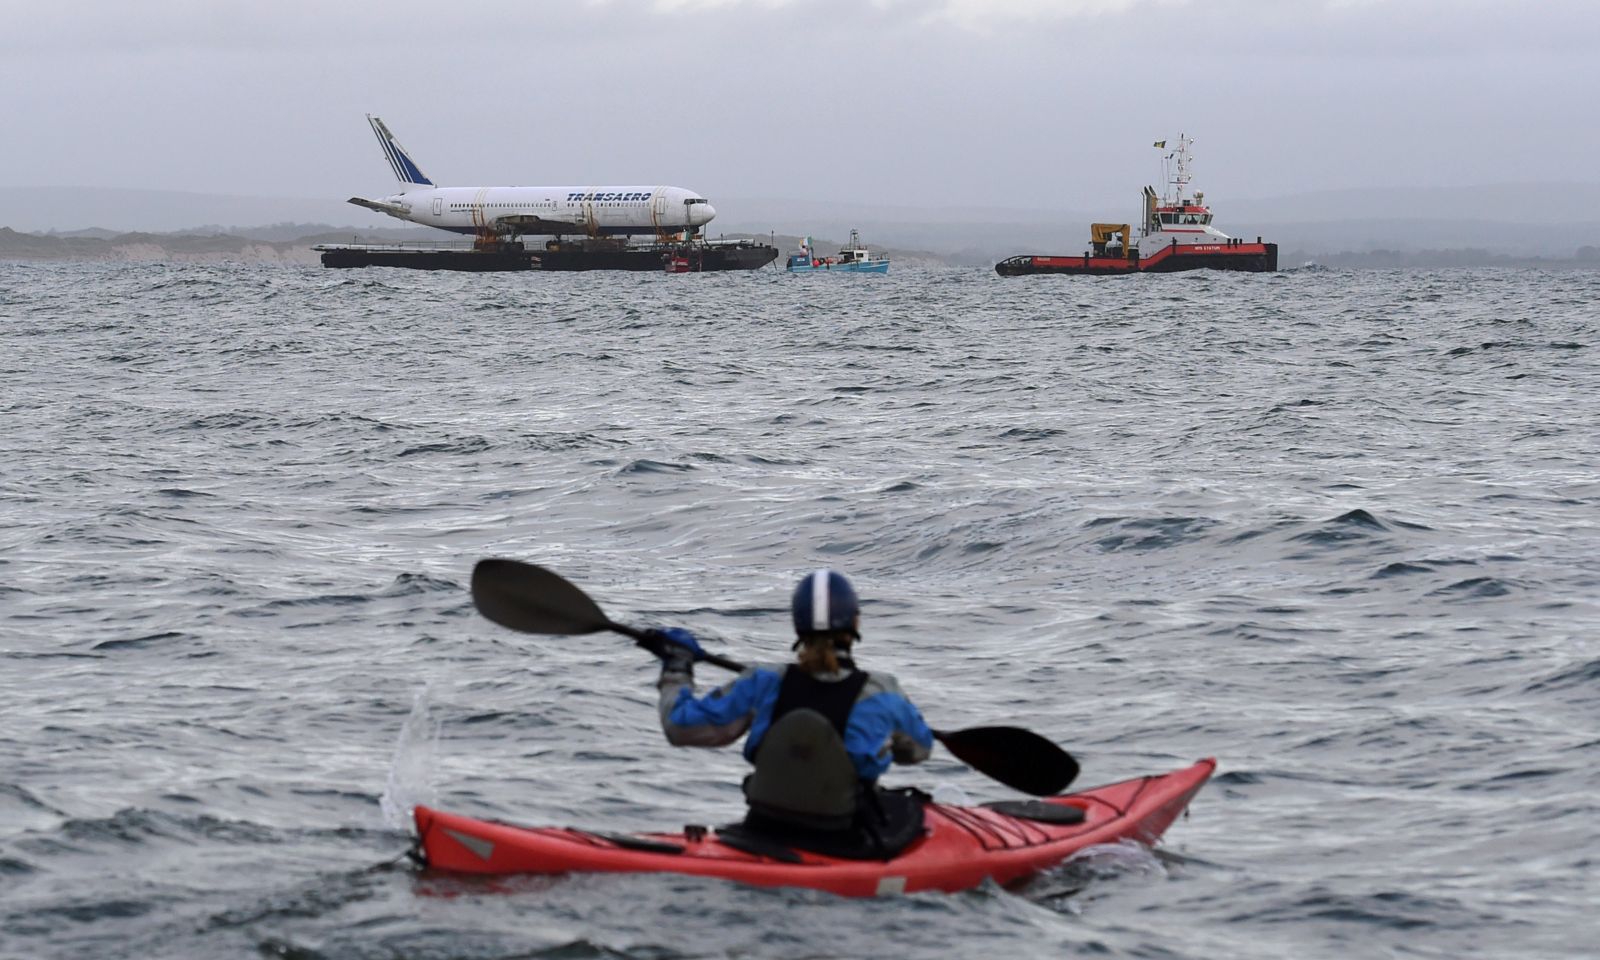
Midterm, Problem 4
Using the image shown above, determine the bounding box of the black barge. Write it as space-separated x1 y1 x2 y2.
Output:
314 238 777 272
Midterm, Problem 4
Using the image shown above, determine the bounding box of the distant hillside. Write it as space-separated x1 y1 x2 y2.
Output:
712 183 1600 261
0 187 379 234
2 226 1595 271
1282 246 1600 270
1225 183 1600 226
1214 219 1600 260
6 183 1600 262
711 218 1600 264
0 227 317 264
0 225 971 268
189 222 438 243
0 226 436 265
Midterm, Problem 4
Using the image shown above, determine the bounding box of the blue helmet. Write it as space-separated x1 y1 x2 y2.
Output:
791 569 860 637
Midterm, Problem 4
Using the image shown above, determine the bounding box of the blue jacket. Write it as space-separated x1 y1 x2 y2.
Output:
658 662 934 781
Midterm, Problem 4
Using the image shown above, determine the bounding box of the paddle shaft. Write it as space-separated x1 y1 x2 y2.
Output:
609 619 747 673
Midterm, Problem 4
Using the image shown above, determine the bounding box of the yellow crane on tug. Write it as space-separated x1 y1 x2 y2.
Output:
1090 223 1135 262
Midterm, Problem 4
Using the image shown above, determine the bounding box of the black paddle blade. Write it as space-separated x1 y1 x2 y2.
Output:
934 726 1079 796
471 559 611 636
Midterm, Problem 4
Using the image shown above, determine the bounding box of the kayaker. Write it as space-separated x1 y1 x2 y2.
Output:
647 569 934 855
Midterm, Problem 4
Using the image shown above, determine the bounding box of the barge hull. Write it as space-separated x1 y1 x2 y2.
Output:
536 241 777 272
996 242 1278 277
315 240 778 272
319 246 530 271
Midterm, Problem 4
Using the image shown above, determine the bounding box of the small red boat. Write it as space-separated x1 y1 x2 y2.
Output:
413 758 1214 897
997 135 1275 276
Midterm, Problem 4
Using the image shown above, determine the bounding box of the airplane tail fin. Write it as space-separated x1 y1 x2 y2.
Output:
367 115 433 187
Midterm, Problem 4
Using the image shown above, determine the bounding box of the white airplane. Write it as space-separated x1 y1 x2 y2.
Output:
348 116 716 238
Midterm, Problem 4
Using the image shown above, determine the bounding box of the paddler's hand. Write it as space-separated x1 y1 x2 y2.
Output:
643 627 705 677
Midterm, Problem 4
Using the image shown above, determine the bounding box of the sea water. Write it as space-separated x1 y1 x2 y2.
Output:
1 261 1595 958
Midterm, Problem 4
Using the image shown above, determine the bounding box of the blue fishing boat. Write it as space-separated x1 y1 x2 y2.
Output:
786 229 890 273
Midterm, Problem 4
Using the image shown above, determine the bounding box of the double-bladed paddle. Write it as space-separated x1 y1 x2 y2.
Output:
470 558 1079 796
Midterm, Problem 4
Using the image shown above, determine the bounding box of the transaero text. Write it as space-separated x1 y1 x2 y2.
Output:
566 192 652 202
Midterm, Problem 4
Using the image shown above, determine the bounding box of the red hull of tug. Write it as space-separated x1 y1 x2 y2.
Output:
996 240 1277 276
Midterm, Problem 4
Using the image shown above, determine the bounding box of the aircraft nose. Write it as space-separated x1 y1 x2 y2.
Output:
693 201 716 226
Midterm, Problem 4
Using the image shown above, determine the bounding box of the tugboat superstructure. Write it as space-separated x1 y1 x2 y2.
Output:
996 135 1276 276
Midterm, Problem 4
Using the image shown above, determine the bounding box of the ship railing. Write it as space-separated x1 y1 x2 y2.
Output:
311 239 487 253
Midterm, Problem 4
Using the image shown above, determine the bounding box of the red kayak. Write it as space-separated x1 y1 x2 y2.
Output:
413 758 1214 897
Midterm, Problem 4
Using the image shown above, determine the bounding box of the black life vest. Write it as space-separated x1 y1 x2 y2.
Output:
742 664 871 831
738 662 927 857
768 663 870 741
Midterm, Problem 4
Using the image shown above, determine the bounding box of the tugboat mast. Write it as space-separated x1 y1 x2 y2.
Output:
1161 133 1195 206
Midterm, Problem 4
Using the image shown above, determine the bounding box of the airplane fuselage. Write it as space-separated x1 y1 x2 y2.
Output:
373 184 715 236
350 116 716 238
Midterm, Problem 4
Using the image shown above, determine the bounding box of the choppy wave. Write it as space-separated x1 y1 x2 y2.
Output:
1 261 1597 959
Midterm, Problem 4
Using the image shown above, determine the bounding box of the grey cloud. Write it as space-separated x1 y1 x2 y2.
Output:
0 0 1595 214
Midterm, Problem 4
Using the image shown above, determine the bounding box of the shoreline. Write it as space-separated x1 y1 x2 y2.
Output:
3 226 1598 271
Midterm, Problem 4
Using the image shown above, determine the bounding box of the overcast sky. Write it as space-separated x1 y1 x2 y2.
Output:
2 0 1597 212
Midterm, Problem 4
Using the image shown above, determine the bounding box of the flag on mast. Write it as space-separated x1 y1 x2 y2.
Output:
1153 140 1167 148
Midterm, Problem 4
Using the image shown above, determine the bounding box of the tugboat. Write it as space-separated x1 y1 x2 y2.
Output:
786 230 890 273
995 135 1275 276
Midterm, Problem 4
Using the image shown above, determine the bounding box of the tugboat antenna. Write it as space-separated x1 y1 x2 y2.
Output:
1172 133 1193 204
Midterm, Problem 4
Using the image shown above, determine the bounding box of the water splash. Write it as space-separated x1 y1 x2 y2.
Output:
378 684 441 832
1063 838 1170 880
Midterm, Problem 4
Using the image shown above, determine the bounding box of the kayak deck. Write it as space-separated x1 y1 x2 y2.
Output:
413 758 1214 897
